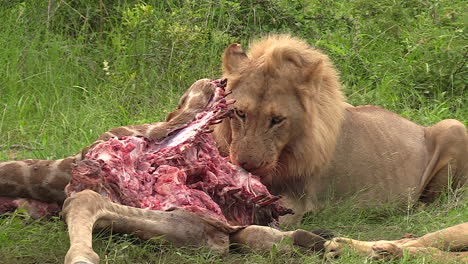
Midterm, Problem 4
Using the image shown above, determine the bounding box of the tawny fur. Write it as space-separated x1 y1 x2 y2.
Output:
325 222 468 262
214 34 468 224
219 35 345 179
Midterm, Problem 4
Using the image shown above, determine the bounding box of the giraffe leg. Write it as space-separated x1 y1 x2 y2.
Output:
230 225 326 253
62 190 239 264
62 191 102 264
62 190 328 264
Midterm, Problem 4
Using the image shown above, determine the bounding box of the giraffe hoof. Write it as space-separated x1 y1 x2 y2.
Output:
64 245 100 264
292 229 327 251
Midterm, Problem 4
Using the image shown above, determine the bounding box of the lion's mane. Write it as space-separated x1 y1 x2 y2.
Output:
216 35 346 189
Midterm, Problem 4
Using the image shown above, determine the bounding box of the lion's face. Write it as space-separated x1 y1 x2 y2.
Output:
227 71 305 177
214 36 344 187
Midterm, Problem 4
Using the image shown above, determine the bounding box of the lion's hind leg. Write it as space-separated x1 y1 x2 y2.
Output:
421 119 468 203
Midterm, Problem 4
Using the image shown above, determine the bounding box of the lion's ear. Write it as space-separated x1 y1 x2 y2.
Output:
303 58 324 84
222 43 249 75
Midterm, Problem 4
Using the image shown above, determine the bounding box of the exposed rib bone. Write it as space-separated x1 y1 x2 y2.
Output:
250 194 267 203
258 196 281 207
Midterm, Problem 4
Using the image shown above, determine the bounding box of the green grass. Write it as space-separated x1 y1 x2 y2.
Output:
0 0 466 263
1 191 466 264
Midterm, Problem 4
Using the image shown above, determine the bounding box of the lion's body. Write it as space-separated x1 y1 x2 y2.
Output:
269 103 468 224
214 35 468 224
322 105 427 202
319 105 466 203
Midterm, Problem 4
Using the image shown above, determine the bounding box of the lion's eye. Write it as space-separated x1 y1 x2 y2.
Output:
271 116 285 126
235 109 246 119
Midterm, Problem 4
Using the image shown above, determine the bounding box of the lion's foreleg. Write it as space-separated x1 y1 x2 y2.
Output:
277 193 314 226
324 238 433 260
324 237 380 259
325 223 468 261
399 246 468 262
402 222 468 251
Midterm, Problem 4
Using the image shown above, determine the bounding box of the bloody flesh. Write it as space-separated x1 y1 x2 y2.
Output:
66 80 292 226
0 197 60 218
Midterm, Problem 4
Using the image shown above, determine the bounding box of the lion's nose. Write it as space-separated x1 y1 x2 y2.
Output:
231 153 263 172
240 162 254 170
239 160 261 172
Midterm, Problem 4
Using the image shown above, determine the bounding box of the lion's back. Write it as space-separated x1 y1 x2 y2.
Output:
319 104 429 204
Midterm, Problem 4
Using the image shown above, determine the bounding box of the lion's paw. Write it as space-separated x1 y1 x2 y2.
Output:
324 237 354 259
370 242 403 259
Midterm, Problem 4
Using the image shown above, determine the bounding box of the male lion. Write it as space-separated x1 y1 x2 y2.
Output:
213 35 468 224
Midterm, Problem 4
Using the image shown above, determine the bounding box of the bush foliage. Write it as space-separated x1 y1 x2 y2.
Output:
1 1 466 157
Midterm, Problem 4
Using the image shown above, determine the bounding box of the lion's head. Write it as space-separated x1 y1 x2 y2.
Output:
214 35 346 192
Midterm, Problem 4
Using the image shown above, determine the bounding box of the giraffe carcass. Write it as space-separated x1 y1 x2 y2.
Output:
65 79 292 227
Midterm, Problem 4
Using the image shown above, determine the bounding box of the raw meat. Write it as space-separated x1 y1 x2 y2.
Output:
0 197 60 218
66 80 292 226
